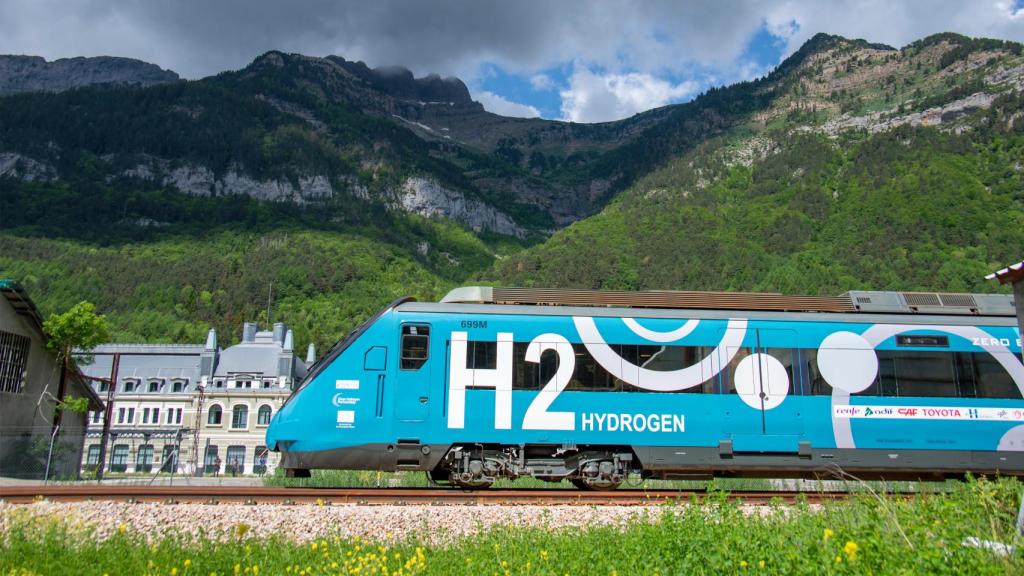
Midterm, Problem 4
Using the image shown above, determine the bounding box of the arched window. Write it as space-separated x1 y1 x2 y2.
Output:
232 405 248 429
257 404 272 426
207 405 222 425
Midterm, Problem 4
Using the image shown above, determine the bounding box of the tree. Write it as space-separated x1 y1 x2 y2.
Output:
43 301 110 360
42 301 110 425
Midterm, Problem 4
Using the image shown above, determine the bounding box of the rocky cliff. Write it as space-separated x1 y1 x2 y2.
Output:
0 55 179 94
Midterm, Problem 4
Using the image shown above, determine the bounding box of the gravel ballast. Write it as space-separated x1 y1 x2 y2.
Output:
0 501 688 544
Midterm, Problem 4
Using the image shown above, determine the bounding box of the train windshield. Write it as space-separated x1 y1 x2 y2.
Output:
285 296 414 401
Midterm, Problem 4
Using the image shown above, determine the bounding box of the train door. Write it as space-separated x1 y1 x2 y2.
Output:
395 323 431 422
756 330 802 446
722 328 801 451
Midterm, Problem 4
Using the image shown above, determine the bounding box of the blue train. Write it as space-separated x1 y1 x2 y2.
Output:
267 287 1024 488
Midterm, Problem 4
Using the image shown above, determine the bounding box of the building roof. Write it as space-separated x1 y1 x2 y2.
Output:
986 260 1024 285
214 331 292 377
1 280 104 412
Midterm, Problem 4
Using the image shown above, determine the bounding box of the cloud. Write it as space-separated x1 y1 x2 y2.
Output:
529 73 555 91
0 1 1022 120
474 90 541 117
560 67 700 123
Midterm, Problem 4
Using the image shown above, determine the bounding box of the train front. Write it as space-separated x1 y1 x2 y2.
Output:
266 299 407 475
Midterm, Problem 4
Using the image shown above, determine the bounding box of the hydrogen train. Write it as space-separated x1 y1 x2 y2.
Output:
266 287 1024 489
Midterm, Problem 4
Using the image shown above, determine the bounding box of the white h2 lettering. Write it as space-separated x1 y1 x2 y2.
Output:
447 332 513 429
447 332 576 430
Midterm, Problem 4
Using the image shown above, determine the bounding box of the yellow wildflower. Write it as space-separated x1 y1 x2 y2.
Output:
758 560 765 568
740 561 748 568
311 542 318 551
823 528 834 541
843 540 859 561
540 550 549 561
834 555 842 563
117 524 127 535
184 560 192 568
171 569 178 576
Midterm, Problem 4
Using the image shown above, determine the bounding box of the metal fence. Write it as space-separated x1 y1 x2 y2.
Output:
0 425 88 482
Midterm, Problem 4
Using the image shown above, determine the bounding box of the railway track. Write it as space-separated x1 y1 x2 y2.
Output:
0 485 855 505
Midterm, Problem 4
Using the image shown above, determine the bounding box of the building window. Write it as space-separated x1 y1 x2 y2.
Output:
257 405 272 426
214 379 224 388
207 405 222 425
167 408 183 425
85 444 101 469
161 445 178 473
117 407 126 424
204 445 220 475
142 407 151 424
253 445 269 475
148 381 160 393
123 379 137 393
232 405 248 429
110 444 128 472
98 381 110 393
0 330 30 394
91 411 103 424
226 445 246 475
152 407 160 424
172 380 186 393
136 444 154 473
127 407 135 424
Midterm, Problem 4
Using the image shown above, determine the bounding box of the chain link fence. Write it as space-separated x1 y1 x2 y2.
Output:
0 425 87 481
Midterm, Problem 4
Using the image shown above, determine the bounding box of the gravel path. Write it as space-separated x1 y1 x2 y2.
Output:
1 501 690 545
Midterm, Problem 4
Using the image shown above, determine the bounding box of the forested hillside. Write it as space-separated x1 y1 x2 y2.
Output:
2 32 1024 352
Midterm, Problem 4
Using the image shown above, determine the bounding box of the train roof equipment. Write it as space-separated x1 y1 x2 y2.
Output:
440 286 1016 316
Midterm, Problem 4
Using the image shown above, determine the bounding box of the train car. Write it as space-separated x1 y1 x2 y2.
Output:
266 287 1024 488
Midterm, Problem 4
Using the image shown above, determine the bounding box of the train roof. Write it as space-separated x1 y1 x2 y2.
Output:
439 286 1017 317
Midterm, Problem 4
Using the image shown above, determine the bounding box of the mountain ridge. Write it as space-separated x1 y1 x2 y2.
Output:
2 31 1024 353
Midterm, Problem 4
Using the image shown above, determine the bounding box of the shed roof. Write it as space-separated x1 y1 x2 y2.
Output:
986 260 1024 285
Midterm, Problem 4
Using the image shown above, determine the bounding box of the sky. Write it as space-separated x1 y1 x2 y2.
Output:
1 1 1023 123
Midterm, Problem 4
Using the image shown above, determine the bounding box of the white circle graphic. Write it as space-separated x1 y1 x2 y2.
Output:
998 425 1024 452
818 331 878 393
623 318 699 342
733 353 790 410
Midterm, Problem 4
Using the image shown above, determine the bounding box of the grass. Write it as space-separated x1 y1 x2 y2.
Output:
1 477 1022 575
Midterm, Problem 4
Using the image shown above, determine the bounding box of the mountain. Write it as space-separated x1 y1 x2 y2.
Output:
2 32 1023 352
0 55 180 94
490 33 1024 294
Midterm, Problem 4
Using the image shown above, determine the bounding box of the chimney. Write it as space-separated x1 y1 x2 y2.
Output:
306 342 316 364
242 322 257 343
204 328 217 350
283 329 294 352
273 322 286 344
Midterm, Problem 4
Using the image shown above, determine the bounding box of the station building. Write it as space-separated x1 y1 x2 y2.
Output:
78 322 313 476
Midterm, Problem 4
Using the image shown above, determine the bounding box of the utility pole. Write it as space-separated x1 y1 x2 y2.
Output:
95 353 120 481
190 381 206 476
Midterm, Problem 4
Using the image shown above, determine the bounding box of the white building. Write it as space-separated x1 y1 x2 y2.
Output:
78 322 313 476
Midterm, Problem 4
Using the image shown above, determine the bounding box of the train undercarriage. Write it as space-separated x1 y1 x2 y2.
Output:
429 444 637 490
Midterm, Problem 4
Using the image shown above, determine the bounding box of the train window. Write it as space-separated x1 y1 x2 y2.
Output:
638 345 716 393
955 352 1023 399
466 341 497 370
512 342 558 390
400 325 429 370
722 348 752 394
889 351 959 398
764 348 796 395
566 343 618 392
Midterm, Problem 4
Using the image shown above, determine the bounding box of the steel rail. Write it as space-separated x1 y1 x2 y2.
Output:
0 485 858 505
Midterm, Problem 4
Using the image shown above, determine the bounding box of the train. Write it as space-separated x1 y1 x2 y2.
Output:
266 286 1024 489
